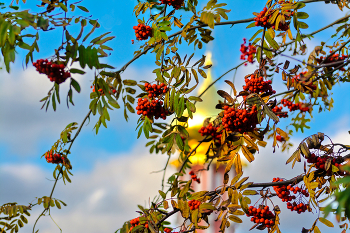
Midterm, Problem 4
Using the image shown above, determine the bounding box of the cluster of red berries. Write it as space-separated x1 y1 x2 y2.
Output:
243 75 276 96
136 98 169 120
272 106 288 118
222 106 258 133
188 200 201 210
286 202 310 214
276 134 285 142
189 171 200 184
240 38 257 65
33 59 71 84
292 71 317 91
316 52 348 71
130 217 148 232
133 23 152 40
281 99 309 112
90 86 117 95
306 153 345 176
254 7 272 28
272 178 309 200
198 123 222 146
272 178 310 214
254 6 292 31
45 150 63 164
246 205 275 229
159 0 184 9
164 228 178 233
144 83 168 99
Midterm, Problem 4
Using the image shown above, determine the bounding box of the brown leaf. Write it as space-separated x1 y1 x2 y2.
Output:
282 71 286 81
283 60 290 69
224 80 237 96
217 90 234 103
290 65 300 74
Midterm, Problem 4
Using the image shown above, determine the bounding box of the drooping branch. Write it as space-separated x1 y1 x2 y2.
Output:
33 109 93 233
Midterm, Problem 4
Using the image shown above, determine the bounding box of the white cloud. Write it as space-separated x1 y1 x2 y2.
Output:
0 64 156 156
0 145 177 233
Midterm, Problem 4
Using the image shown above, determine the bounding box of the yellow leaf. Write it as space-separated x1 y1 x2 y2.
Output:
309 182 318 190
268 27 275 39
230 174 242 188
257 141 267 147
244 135 259 151
174 17 183 28
224 158 234 174
287 28 293 40
275 14 281 30
242 145 254 163
228 215 242 223
235 154 242 174
319 217 334 227
163 200 169 209
242 190 258 195
314 226 321 233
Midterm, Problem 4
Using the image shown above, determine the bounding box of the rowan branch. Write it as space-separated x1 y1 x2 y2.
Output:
33 109 92 233
117 17 255 73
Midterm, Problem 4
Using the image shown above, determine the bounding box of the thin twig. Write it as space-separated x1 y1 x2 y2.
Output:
194 61 245 105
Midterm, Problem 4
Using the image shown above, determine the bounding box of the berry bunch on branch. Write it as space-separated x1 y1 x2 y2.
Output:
198 123 222 147
253 2 293 31
90 84 117 96
136 82 170 120
246 205 276 229
133 23 152 40
144 83 168 98
316 52 348 71
188 199 201 210
281 99 309 112
307 153 345 176
273 178 310 214
243 74 276 96
272 106 288 118
222 105 258 133
159 0 184 9
44 150 63 164
33 59 71 84
129 217 149 232
189 170 200 183
240 38 257 65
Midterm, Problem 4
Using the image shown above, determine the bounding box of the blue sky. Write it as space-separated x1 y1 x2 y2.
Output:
1 0 350 233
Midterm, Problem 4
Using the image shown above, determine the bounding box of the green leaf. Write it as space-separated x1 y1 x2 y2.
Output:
249 29 263 42
77 5 89 12
296 12 309 19
158 190 166 199
265 31 279 50
55 200 61 209
71 78 81 93
188 96 202 102
179 180 192 198
20 215 27 224
246 22 256 29
177 96 185 118
70 68 86 74
297 21 309 29
58 3 68 12
175 133 184 151
294 2 306 10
